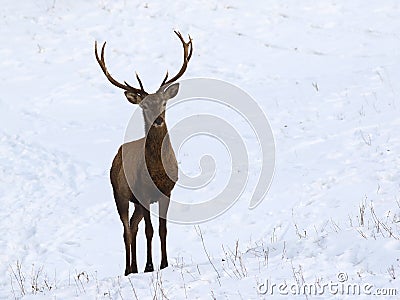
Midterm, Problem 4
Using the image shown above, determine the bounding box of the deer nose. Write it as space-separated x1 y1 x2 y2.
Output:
154 116 164 126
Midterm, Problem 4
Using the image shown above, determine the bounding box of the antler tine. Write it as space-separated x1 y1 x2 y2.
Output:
187 34 193 60
161 71 169 86
135 72 146 92
94 41 146 95
161 31 193 87
123 73 146 95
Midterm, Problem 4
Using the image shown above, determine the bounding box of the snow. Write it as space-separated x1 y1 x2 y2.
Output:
1 0 400 299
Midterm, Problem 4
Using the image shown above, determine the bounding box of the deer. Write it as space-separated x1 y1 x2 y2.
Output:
94 31 193 275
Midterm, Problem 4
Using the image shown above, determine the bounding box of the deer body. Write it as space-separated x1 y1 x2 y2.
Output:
95 31 192 275
111 129 178 206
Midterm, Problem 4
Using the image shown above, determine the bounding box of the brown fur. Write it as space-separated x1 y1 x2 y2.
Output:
110 125 178 206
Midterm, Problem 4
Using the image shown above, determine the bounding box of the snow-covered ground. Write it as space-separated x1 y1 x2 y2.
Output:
1 1 400 299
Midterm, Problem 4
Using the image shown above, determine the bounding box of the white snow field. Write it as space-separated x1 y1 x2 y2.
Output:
1 1 400 299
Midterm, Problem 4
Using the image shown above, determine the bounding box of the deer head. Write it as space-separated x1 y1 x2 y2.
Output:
95 31 193 129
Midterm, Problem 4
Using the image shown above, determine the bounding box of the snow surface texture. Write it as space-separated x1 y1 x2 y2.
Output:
1 1 400 299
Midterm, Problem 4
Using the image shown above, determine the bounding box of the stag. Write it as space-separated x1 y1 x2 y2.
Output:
95 31 193 275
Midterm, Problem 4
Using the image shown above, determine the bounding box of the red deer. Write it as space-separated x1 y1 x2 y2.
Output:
95 31 193 275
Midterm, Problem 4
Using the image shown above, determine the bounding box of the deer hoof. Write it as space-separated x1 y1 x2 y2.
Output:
144 262 154 272
160 261 168 269
124 268 132 276
131 265 138 274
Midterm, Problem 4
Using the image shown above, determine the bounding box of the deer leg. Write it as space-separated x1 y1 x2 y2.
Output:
159 197 170 269
130 204 143 273
116 199 132 276
143 205 154 272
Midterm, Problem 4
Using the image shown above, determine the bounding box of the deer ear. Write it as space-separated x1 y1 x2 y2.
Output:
124 91 142 104
164 83 180 100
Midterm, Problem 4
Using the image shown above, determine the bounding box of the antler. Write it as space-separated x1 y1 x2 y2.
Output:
95 41 147 96
160 30 193 87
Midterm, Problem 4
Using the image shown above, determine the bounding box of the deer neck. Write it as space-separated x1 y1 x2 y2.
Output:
144 123 171 167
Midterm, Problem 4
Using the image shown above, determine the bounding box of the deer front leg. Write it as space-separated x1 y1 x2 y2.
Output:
143 205 154 272
130 204 143 273
159 197 170 269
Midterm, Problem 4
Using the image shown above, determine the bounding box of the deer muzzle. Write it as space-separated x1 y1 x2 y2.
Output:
154 116 164 127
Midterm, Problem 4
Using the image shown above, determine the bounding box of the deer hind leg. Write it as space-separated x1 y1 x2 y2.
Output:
130 203 143 273
143 205 154 272
159 197 170 269
115 198 132 276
